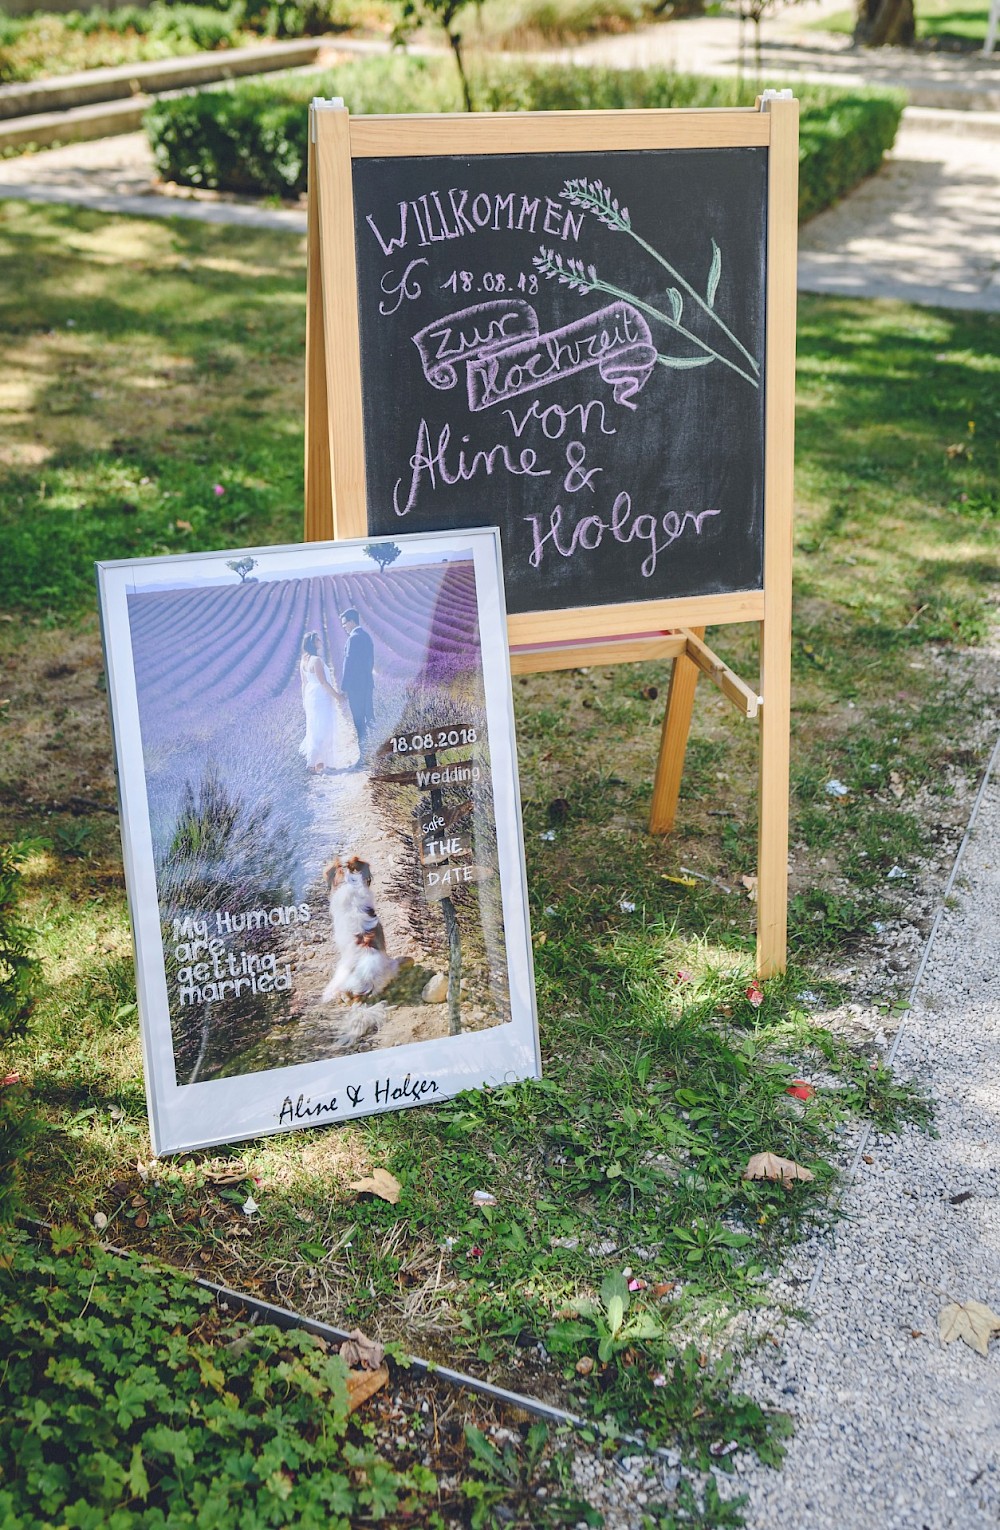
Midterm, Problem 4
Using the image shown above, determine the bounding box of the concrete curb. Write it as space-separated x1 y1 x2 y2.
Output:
0 37 323 121
1 94 153 150
904 103 1000 135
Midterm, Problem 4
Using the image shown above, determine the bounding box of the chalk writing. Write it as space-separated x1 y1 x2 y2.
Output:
352 147 769 610
563 440 600 494
393 418 550 518
412 298 657 413
366 189 583 256
379 258 429 316
525 499 722 580
504 397 616 440
413 300 537 391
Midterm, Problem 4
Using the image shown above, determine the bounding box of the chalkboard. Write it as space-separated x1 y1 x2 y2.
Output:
350 147 768 617
306 102 799 977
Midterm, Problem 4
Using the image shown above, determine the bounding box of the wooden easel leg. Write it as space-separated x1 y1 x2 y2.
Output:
756 616 791 977
304 120 334 542
649 626 704 835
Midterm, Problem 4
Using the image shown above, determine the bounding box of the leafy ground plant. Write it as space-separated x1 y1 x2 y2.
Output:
0 202 996 1526
0 1223 443 1526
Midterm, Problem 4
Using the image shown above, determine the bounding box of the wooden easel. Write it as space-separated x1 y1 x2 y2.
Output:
303 98 798 977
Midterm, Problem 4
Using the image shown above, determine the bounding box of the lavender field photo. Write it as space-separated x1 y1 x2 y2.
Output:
120 545 516 1092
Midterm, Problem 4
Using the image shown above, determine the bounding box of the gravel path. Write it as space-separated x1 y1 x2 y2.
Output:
732 732 1000 1528
797 110 1000 311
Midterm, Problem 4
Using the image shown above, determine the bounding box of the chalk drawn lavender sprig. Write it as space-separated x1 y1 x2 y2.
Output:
534 177 760 389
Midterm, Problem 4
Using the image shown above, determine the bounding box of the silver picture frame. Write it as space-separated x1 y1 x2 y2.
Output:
97 528 538 1155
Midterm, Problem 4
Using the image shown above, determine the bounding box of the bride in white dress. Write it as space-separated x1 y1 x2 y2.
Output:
299 631 360 773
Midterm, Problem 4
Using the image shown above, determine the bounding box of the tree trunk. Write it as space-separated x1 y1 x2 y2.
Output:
854 0 916 46
447 28 473 113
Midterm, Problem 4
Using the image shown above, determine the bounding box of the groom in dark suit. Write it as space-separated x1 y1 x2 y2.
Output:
340 608 375 757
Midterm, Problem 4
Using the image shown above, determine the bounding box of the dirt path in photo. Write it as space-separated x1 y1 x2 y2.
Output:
262 767 455 1067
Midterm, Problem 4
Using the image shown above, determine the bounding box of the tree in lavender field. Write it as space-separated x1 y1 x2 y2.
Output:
364 542 402 572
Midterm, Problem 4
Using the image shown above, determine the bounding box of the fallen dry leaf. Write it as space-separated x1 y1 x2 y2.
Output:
740 874 758 902
340 1330 385 1371
889 771 905 799
939 1300 1000 1357
203 1158 249 1186
743 1152 815 1187
348 1167 401 1205
346 1363 389 1413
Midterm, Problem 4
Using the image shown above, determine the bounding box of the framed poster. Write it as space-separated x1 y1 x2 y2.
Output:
97 529 538 1156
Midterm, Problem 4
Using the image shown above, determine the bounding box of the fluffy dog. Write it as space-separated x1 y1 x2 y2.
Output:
324 856 384 953
324 930 408 1004
321 855 408 1003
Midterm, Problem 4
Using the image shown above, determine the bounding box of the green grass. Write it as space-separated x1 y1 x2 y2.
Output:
813 0 993 40
0 5 258 85
471 0 650 48
1 201 996 1526
0 205 305 611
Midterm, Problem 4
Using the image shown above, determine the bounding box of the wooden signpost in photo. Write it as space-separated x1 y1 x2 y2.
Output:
303 96 798 976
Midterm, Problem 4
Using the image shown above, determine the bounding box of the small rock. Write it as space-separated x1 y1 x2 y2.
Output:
422 973 448 1004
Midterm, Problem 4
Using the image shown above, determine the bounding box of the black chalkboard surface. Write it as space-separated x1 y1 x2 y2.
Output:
351 148 768 617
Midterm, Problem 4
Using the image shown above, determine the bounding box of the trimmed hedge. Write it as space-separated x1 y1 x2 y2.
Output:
145 56 904 216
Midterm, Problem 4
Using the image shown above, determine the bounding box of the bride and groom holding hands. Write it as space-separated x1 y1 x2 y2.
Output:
299 609 374 775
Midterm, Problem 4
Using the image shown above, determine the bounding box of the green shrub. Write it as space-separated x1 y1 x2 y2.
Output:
0 1226 437 1526
797 88 904 221
474 0 649 47
146 58 463 194
0 844 41 1228
66 2 246 50
145 56 903 214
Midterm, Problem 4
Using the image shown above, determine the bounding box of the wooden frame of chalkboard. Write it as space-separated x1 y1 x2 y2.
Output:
303 98 798 976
